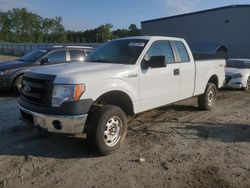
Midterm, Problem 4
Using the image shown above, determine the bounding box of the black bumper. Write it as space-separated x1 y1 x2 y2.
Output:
18 97 94 116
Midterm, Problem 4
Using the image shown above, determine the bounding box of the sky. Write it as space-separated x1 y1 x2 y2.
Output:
0 0 250 31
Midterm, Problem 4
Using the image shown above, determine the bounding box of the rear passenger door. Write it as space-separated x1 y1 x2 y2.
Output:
171 41 195 100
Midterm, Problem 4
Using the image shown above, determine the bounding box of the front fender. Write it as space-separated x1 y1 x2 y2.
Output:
82 78 140 112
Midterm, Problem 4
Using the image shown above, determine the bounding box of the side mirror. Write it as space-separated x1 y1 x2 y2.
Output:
142 56 166 69
40 58 50 64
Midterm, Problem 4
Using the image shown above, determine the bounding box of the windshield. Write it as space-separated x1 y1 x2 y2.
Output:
85 39 148 65
18 49 48 62
227 60 250 69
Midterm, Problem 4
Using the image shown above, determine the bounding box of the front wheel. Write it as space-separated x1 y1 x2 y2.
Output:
198 83 217 111
86 105 127 155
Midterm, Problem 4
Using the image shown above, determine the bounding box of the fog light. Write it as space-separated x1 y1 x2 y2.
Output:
52 120 63 130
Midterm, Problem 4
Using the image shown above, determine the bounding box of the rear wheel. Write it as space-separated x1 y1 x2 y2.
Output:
86 105 127 155
243 77 250 91
198 83 217 111
13 75 23 95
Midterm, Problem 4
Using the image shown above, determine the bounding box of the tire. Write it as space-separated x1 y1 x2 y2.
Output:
13 75 23 96
86 105 127 155
243 77 250 91
198 83 217 111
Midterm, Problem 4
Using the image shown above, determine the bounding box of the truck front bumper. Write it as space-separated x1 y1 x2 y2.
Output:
19 105 88 134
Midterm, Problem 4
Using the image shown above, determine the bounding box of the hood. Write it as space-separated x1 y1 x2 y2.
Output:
0 60 30 70
31 62 130 84
226 67 250 76
32 62 124 75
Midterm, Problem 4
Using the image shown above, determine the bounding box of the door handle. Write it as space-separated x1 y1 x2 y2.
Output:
173 69 180 76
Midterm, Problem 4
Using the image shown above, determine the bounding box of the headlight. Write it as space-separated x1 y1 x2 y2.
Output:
231 74 243 79
52 84 85 107
0 70 10 76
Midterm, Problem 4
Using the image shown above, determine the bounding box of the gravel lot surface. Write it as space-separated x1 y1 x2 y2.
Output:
0 56 249 188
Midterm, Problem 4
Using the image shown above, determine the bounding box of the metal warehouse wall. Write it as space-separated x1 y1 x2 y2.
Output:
141 6 250 59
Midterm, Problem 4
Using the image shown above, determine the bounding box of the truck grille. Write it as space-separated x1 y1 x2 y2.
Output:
20 73 55 106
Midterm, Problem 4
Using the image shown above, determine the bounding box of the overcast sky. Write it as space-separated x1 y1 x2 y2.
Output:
0 0 249 31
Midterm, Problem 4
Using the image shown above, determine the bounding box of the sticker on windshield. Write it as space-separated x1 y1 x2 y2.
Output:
129 42 145 47
40 50 47 53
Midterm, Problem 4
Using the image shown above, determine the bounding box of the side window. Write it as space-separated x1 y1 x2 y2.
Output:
46 50 66 63
174 41 190 62
69 50 85 61
145 41 175 64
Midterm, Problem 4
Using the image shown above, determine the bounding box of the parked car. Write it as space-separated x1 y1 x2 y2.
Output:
18 36 225 155
224 59 250 90
0 46 93 94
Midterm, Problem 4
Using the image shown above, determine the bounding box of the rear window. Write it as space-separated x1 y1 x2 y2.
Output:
173 41 190 62
69 50 85 61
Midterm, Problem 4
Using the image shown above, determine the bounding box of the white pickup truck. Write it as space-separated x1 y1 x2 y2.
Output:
18 36 225 155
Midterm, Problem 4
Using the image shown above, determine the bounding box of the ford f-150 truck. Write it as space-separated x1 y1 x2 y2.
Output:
18 36 225 155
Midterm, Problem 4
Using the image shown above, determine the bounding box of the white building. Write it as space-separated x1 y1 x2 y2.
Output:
141 5 250 59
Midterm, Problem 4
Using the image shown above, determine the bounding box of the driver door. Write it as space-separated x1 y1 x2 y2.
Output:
139 40 180 112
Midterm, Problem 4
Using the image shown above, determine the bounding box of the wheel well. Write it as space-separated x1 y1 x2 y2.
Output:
13 74 23 83
93 91 134 116
208 75 218 88
12 73 24 88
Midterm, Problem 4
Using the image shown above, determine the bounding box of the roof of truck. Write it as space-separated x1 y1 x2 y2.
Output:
116 36 184 41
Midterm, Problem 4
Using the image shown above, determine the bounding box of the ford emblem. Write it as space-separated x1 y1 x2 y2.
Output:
24 85 31 92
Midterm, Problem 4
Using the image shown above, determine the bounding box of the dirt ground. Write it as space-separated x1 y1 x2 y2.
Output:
0 56 250 188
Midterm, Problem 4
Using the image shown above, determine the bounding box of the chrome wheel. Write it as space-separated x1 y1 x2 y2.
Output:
207 89 215 106
104 116 122 147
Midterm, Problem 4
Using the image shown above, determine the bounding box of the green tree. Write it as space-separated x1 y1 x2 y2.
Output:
48 17 66 42
96 24 113 42
0 8 141 44
0 8 66 43
128 24 140 36
0 11 12 42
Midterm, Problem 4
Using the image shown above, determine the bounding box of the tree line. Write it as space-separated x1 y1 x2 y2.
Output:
0 8 140 43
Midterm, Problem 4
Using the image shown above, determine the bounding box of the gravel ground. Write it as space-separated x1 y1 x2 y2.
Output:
0 56 249 188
